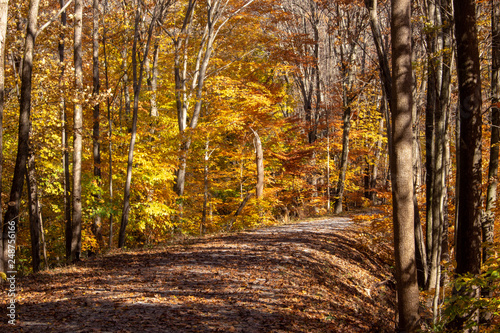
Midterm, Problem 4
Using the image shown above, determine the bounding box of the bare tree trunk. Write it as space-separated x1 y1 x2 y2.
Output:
201 137 212 235
71 0 83 262
449 0 483 330
148 41 159 118
102 0 113 248
484 0 500 265
391 0 420 330
252 129 264 199
424 1 437 288
118 2 160 248
334 104 351 214
57 0 72 262
479 0 500 323
92 0 103 245
38 200 48 268
0 0 8 273
2 0 40 272
27 137 41 273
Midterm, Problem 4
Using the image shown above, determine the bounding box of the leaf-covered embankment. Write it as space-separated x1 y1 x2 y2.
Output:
1 217 395 332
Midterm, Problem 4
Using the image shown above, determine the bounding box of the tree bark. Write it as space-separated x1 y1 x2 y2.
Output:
484 0 500 265
92 0 103 244
27 136 41 273
0 0 8 273
57 0 72 262
252 129 264 199
102 0 113 247
71 0 83 261
2 0 40 272
390 0 420 330
118 2 159 248
449 0 483 330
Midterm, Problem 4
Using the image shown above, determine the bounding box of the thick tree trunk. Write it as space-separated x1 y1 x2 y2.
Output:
449 0 483 330
2 0 40 272
390 0 420 330
0 0 8 273
71 0 83 262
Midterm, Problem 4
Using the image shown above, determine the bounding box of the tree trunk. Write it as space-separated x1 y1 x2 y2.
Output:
391 0 420 330
27 138 41 273
334 105 351 214
484 0 500 265
253 129 264 199
92 0 103 244
2 0 40 272
57 0 72 262
449 0 483 330
102 0 113 248
71 0 83 262
148 41 159 118
118 3 158 248
424 0 437 288
0 0 8 273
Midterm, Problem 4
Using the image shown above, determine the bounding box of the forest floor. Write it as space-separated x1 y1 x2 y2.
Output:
1 215 396 332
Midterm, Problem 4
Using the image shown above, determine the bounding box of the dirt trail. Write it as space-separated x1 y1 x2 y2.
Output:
1 217 395 332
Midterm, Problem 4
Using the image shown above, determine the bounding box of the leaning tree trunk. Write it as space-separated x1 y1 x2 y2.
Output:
2 0 40 272
449 0 483 331
391 0 420 330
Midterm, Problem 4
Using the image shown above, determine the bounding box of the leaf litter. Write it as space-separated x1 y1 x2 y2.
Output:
1 217 395 332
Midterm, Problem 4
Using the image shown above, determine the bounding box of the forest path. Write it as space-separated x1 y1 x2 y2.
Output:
2 216 395 332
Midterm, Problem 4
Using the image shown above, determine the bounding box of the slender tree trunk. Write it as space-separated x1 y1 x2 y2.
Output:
38 200 48 268
424 1 437 287
391 0 420 330
253 129 264 199
92 0 103 245
71 0 83 262
334 105 351 214
484 0 500 265
148 41 159 118
201 138 211 235
58 0 72 262
2 0 40 272
118 3 157 248
449 0 483 330
102 0 113 248
0 0 8 273
27 136 41 273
